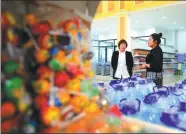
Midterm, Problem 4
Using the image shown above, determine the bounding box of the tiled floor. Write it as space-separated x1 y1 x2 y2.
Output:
94 74 186 86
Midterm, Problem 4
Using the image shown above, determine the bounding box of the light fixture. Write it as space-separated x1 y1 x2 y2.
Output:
181 27 184 29
162 16 166 19
136 21 139 23
173 22 176 24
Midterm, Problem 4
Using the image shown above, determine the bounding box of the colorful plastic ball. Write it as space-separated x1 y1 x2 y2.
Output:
4 76 24 90
34 95 48 109
54 72 70 88
57 91 70 105
65 78 80 92
70 96 89 113
3 12 16 27
33 79 51 94
25 14 38 27
7 28 19 46
3 61 19 74
31 21 52 35
41 106 60 126
35 49 49 64
54 97 62 107
62 20 78 36
37 66 51 79
49 46 59 56
49 59 64 71
1 102 16 119
38 34 53 50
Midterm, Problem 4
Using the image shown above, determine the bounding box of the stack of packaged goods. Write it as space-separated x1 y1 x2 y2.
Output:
1 11 153 133
102 75 186 131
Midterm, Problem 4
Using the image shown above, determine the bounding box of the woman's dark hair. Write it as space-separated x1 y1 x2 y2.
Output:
150 33 163 45
118 39 128 48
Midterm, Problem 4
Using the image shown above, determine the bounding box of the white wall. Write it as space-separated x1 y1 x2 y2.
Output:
131 28 155 50
177 30 186 54
131 28 156 37
131 28 177 53
155 28 176 53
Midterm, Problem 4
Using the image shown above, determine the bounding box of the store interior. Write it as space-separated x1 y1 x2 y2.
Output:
91 2 186 84
1 0 186 133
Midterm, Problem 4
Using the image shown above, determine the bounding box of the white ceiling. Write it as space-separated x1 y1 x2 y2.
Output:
130 2 186 31
91 2 186 38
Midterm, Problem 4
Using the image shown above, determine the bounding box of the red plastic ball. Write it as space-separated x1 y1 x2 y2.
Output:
54 72 70 88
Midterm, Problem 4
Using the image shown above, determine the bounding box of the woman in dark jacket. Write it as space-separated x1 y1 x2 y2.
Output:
141 33 163 87
111 39 134 79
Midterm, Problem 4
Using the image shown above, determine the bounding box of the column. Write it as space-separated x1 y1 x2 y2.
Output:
117 13 132 51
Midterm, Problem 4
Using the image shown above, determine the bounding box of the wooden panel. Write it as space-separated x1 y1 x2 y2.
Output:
97 2 102 13
108 1 114 11
135 0 144 5
120 1 125 10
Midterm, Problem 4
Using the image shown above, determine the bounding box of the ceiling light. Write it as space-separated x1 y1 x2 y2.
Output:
181 27 184 29
136 21 139 23
162 16 166 19
173 22 176 24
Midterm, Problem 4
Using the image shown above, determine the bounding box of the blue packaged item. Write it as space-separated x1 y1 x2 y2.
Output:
139 102 161 124
179 101 186 112
126 82 137 99
97 82 105 88
182 79 186 89
144 92 161 104
153 86 169 96
118 98 140 116
161 106 186 131
137 80 150 98
146 78 156 93
168 86 183 105
109 79 121 86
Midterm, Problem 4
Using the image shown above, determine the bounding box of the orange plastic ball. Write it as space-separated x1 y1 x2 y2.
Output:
70 96 89 113
65 78 80 92
63 20 78 36
41 106 60 126
57 91 70 105
25 14 38 27
37 66 51 80
38 34 53 50
33 79 51 94
35 49 49 64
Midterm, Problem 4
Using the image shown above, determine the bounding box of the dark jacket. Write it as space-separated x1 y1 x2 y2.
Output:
111 51 134 79
146 45 163 73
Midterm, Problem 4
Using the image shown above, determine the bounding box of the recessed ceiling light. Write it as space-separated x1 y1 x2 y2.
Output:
136 21 139 23
181 27 184 29
162 16 166 19
173 22 176 24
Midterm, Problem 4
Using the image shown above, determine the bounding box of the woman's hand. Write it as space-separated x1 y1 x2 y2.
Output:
145 64 150 68
140 64 146 69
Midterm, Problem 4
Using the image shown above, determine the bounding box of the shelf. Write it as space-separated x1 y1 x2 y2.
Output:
163 57 176 59
133 69 146 72
163 67 174 70
163 52 176 54
134 62 177 65
134 62 146 65
133 55 146 58
163 62 177 64
133 48 150 51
